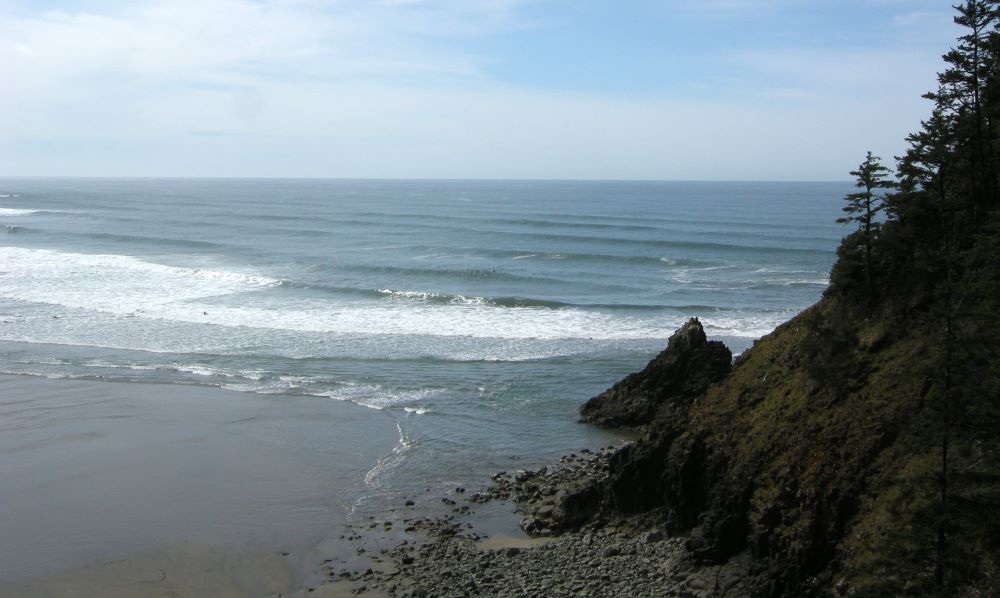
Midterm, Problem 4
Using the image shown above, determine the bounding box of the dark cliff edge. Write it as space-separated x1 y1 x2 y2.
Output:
557 288 999 596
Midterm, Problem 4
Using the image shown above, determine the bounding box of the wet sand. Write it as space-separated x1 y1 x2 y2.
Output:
0 374 399 596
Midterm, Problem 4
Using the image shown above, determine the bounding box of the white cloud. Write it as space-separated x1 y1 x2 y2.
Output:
0 0 958 180
0 0 532 115
0 76 933 180
0 0 499 155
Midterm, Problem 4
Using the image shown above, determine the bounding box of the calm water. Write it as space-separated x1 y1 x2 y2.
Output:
0 178 845 514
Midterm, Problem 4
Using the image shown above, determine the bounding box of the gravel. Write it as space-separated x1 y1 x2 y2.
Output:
316 446 752 597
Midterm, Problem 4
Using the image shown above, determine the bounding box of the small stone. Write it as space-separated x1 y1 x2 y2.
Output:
519 517 539 534
644 530 664 543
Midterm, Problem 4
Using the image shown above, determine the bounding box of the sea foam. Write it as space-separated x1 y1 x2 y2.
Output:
0 248 762 341
0 247 279 311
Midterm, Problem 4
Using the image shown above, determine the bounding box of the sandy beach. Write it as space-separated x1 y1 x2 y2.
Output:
0 374 399 597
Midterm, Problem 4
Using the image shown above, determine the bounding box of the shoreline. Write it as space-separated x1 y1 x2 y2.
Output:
0 370 637 596
310 319 749 596
0 321 747 598
0 351 730 596
0 372 633 597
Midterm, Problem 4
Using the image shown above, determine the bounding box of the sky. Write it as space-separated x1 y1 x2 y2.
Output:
0 0 962 180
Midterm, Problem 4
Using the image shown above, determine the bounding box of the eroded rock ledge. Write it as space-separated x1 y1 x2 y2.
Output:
579 317 732 429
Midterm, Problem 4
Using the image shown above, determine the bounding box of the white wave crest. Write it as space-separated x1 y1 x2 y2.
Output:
0 247 794 345
376 288 488 306
0 247 279 314
174 364 234 378
376 288 436 300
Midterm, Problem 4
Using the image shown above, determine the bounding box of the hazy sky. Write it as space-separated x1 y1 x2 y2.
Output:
0 0 960 180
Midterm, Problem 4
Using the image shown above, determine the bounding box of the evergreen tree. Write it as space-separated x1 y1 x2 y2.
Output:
837 151 894 292
835 3 1000 593
927 0 1000 212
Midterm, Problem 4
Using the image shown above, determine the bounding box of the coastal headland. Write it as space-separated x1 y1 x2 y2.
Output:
326 282 998 597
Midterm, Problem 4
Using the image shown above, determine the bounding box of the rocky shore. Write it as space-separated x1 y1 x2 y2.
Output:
322 446 751 597
354 519 750 597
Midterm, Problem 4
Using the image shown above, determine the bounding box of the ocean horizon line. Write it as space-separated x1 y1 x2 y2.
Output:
0 175 853 185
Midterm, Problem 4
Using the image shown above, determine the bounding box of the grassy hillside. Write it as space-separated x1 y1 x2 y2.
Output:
578 282 995 595
587 264 999 596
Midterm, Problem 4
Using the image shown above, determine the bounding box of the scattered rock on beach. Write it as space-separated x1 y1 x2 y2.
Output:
346 520 750 598
325 442 751 597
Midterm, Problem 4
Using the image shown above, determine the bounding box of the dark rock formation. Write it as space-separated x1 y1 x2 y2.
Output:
560 299 998 596
579 317 732 429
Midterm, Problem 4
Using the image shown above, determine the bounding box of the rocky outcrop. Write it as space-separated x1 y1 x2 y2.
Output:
579 317 732 429
557 302 966 596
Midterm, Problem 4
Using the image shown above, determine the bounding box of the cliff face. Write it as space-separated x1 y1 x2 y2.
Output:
566 296 999 597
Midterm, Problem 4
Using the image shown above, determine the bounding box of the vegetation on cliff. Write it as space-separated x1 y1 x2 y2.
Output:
570 3 1000 596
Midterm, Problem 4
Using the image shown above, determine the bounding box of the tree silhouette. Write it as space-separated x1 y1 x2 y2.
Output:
834 3 1000 592
837 151 894 292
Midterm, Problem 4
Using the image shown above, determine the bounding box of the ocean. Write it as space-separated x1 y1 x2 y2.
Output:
0 178 845 584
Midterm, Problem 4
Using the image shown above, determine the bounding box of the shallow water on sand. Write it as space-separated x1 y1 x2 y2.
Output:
0 375 397 592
